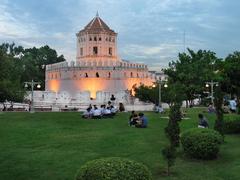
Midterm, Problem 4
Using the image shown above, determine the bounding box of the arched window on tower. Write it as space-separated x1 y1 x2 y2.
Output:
108 72 111 78
99 37 101 41
94 36 97 41
89 37 92 41
96 72 99 78
130 72 133 78
85 73 88 77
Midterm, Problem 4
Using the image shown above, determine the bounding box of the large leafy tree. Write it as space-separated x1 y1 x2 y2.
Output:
0 43 25 102
0 43 66 102
164 48 221 107
21 45 65 90
223 52 240 99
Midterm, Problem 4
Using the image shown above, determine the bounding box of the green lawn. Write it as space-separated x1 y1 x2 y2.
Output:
0 109 239 180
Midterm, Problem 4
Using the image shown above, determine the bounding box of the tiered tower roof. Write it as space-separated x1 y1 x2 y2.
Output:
79 13 116 35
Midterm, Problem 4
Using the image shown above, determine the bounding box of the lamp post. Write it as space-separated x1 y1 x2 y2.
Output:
153 80 168 107
24 80 41 113
205 80 218 104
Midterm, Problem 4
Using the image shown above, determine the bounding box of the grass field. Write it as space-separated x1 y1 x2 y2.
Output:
0 109 239 180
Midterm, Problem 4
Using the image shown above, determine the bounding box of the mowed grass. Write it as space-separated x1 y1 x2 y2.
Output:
0 109 239 180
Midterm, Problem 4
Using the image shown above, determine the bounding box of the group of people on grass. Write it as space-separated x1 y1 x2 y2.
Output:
208 98 238 114
82 101 117 119
129 111 148 128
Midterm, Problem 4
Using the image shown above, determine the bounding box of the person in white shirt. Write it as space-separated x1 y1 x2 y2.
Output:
110 105 117 115
103 107 112 117
229 98 237 113
93 105 102 119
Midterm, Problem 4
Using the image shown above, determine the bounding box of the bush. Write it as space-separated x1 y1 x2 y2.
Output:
181 128 222 160
75 157 152 180
223 119 240 134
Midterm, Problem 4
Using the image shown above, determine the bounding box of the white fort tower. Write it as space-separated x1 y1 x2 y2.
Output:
38 14 157 107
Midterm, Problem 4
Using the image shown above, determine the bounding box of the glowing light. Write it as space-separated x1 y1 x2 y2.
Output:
48 80 60 92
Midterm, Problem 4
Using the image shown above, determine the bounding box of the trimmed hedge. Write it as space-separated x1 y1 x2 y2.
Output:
181 128 222 160
75 157 152 180
223 119 240 134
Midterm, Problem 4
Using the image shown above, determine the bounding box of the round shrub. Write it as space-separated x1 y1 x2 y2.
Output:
75 157 152 180
181 128 222 160
223 119 240 134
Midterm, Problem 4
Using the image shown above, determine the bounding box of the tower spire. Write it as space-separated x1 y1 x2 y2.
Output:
96 11 99 17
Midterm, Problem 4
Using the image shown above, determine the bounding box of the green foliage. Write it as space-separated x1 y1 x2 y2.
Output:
165 102 182 148
223 119 240 134
181 128 222 160
162 145 176 176
134 84 157 104
223 52 240 98
75 157 152 180
0 42 65 102
162 89 182 175
0 44 25 102
165 49 222 107
214 85 224 136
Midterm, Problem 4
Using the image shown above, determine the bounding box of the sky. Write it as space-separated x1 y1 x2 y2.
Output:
0 0 239 71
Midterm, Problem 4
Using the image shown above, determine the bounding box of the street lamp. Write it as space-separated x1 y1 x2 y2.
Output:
24 80 41 113
205 80 218 104
153 80 168 107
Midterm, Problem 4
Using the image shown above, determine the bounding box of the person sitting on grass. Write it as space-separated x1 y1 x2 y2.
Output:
198 113 209 128
129 113 139 126
92 105 102 119
82 107 93 119
208 103 215 113
229 98 237 113
119 102 125 112
110 105 117 116
103 106 112 118
135 113 148 128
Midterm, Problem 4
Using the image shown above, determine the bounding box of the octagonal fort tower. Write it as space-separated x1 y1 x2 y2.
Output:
45 14 156 99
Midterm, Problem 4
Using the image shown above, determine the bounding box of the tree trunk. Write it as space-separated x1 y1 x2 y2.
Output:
167 163 170 176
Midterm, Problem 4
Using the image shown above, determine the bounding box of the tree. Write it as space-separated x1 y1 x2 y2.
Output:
161 145 176 176
162 82 184 176
134 84 157 104
223 52 240 113
165 102 182 147
165 49 221 107
0 43 25 102
214 85 224 137
0 42 66 102
21 45 66 90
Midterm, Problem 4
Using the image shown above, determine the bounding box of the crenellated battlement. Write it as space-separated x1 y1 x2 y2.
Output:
46 60 148 71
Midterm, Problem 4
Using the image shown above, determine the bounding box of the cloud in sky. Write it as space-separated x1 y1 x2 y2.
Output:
0 0 240 70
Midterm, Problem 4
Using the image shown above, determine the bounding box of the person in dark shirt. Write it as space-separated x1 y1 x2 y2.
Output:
136 113 148 128
129 111 138 126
